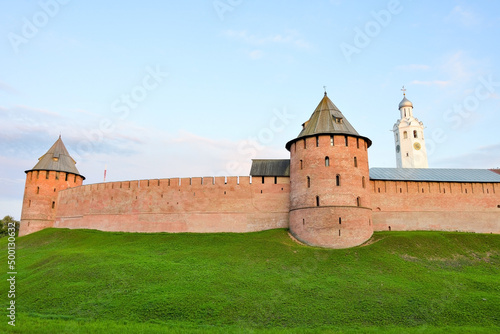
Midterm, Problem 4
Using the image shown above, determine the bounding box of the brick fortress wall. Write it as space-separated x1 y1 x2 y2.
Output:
370 180 500 234
54 176 290 233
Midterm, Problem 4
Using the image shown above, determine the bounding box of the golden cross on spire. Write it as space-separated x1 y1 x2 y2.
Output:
401 85 406 96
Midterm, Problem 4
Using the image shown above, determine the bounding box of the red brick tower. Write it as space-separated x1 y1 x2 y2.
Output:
19 136 85 236
286 93 373 248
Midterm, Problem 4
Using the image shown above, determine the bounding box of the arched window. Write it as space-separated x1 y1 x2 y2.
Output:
357 197 361 207
316 136 319 147
413 130 418 138
303 139 307 149
336 174 340 186
362 176 366 188
316 196 320 207
330 135 334 146
325 156 330 167
403 131 408 139
345 136 349 146
307 176 311 188
36 187 39 194
339 217 342 224
354 157 358 167
300 160 303 170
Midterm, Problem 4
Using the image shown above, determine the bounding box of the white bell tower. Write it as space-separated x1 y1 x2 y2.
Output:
393 87 428 168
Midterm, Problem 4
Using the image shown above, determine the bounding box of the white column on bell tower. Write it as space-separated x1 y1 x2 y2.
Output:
393 87 428 168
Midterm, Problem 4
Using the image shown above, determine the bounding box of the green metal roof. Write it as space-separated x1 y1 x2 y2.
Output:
286 93 371 150
26 136 85 179
370 168 500 183
250 159 290 177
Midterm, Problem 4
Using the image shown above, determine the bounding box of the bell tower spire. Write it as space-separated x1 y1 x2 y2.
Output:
393 88 428 168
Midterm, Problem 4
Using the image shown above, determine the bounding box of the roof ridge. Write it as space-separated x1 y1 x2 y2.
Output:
26 137 84 179
286 93 371 150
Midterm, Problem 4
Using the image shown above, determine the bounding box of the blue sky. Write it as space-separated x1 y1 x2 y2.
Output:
1 0 500 219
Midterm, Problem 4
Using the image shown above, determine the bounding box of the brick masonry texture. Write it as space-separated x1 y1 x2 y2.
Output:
371 180 500 234
288 135 373 248
49 176 290 234
20 170 84 236
18 145 500 248
18 95 500 248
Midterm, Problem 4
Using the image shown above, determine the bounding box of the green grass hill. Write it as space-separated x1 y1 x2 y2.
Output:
1 228 499 333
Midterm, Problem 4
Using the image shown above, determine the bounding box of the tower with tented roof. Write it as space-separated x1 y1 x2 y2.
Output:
285 92 373 248
19 136 85 236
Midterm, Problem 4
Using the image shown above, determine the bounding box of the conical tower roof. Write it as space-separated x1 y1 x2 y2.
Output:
26 136 85 179
286 93 371 150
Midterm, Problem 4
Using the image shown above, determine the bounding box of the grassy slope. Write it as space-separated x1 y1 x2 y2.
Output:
1 228 499 333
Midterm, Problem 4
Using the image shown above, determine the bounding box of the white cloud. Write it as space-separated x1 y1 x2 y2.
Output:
249 50 264 60
434 143 500 169
411 80 452 87
0 81 18 94
440 51 474 82
446 5 480 27
407 52 481 90
223 30 311 49
396 64 430 71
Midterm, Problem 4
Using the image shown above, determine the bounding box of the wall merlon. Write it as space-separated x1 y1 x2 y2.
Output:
202 177 215 185
239 176 251 185
168 178 179 187
214 176 226 185
191 177 203 186
226 176 238 185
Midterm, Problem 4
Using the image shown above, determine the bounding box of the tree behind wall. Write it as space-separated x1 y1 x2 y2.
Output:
0 216 20 237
